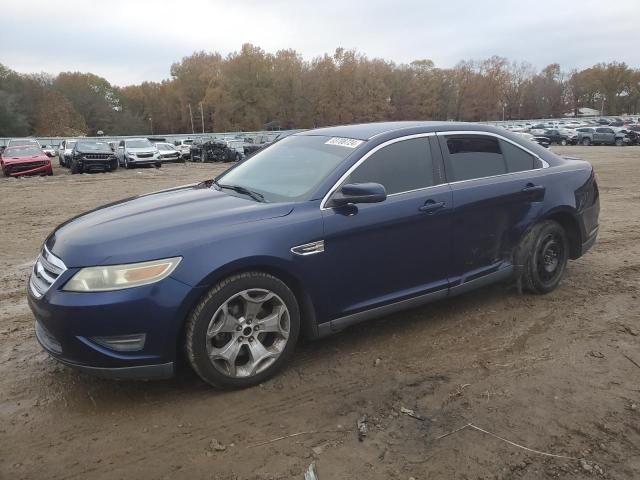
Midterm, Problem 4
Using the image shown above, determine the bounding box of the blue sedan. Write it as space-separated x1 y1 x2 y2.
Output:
28 122 600 388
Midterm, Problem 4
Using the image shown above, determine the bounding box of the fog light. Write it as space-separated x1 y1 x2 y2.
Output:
91 334 146 352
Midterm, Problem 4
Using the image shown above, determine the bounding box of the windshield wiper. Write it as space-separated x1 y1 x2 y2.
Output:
214 181 265 203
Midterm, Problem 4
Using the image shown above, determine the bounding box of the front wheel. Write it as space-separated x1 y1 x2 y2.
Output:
615 138 624 147
560 139 567 146
70 159 80 174
518 220 569 294
185 272 300 389
582 138 591 146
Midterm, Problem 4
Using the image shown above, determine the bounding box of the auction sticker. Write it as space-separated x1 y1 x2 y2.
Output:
325 137 364 148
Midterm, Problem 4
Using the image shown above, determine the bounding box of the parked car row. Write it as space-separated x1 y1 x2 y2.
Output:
503 118 639 148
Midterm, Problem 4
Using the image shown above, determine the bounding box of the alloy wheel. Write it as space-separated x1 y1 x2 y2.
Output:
205 289 291 378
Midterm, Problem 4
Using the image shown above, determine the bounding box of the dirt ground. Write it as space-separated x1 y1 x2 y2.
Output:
1 147 639 480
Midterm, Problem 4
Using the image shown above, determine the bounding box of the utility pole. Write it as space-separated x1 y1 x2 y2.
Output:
188 104 195 134
149 116 153 135
200 102 205 133
600 97 605 116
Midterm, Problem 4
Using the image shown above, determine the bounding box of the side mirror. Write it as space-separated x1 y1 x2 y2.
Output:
330 182 387 207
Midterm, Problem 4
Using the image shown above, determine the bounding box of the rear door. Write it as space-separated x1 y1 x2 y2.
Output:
437 133 546 288
321 135 452 320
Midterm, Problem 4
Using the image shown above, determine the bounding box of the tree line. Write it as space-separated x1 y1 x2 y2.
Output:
1 44 638 137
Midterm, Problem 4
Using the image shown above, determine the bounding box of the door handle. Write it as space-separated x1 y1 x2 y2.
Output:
418 200 446 213
521 183 545 193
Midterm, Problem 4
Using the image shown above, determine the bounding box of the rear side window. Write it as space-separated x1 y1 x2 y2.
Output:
500 140 536 172
444 135 538 181
346 137 433 195
444 136 505 181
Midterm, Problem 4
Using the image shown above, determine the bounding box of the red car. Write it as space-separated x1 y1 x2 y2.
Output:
1 145 53 177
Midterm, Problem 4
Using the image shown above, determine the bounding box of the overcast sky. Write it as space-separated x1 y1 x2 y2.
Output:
2 0 638 86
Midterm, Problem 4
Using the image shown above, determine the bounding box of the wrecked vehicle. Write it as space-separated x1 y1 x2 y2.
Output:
29 122 599 389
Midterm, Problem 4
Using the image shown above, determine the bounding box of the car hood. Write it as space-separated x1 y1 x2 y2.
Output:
47 182 294 267
3 155 49 164
127 147 156 154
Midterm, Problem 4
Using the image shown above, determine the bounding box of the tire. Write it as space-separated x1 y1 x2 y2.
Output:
517 220 569 295
70 159 80 174
560 139 567 146
111 159 119 171
124 158 131 169
581 137 591 146
235 153 241 162
615 138 624 147
185 271 300 389
155 162 162 168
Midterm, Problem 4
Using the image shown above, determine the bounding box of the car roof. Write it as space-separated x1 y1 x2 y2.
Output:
295 121 510 141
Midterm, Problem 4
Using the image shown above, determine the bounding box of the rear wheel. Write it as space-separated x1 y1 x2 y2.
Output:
581 137 591 146
185 272 300 389
155 162 162 168
518 220 569 294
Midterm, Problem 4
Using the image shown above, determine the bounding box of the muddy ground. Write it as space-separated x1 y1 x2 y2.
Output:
0 147 639 479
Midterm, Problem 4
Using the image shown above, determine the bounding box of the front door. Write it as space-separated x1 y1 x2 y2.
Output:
321 135 452 320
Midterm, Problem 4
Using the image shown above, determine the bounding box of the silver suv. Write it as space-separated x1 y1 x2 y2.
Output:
116 138 161 169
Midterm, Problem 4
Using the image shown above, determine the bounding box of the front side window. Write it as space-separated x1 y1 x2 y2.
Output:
345 137 434 195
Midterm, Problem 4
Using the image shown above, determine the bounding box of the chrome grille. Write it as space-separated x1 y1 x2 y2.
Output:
84 153 111 160
29 246 67 298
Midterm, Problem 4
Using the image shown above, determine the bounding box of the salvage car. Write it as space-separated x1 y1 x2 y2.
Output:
156 142 185 163
577 127 629 146
1 145 52 177
28 122 599 389
116 138 161 169
58 139 77 167
191 138 242 162
542 129 575 146
69 140 119 174
174 139 194 159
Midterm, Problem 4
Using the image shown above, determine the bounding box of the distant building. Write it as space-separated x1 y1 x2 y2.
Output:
564 107 601 117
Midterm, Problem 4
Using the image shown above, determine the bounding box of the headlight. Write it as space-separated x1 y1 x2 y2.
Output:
63 257 181 292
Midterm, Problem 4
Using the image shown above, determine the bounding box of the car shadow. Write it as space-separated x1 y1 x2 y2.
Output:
40 281 517 412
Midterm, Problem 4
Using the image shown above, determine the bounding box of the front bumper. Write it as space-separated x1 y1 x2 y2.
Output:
4 163 52 177
28 271 205 379
127 157 160 165
78 158 117 171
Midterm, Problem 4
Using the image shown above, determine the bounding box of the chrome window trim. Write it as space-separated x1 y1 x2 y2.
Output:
320 132 437 210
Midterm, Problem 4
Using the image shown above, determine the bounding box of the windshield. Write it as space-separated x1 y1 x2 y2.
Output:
158 143 174 150
5 146 42 157
66 141 77 149
76 141 109 151
216 135 358 202
126 139 153 148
